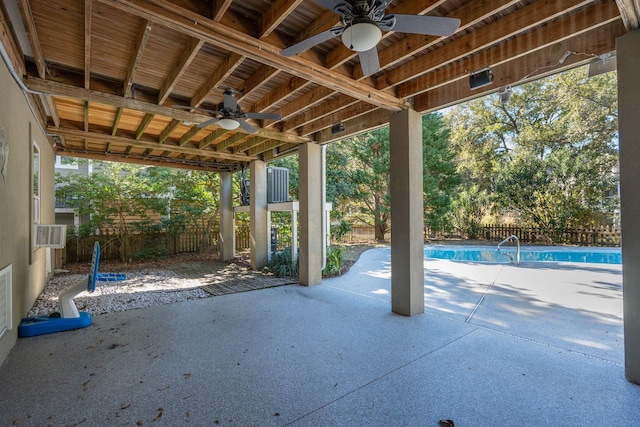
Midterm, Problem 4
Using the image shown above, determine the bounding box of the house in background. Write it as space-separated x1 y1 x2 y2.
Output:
54 156 92 231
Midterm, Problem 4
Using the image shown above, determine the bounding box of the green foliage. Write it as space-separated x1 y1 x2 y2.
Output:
331 220 352 242
323 246 344 277
422 113 461 232
267 247 298 278
450 185 494 239
445 66 619 235
131 246 170 261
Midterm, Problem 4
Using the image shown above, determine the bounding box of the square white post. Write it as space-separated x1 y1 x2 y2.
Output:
390 108 424 316
617 30 640 385
299 143 323 286
219 172 235 261
250 160 268 269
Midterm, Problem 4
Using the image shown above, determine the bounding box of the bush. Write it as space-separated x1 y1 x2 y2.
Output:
267 247 298 278
323 246 344 277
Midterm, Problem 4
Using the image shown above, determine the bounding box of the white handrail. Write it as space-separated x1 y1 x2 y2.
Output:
497 235 520 264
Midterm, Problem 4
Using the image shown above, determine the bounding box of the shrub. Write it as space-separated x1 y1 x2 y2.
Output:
323 246 344 277
267 247 298 278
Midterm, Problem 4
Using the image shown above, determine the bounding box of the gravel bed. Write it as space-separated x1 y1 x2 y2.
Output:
27 269 209 317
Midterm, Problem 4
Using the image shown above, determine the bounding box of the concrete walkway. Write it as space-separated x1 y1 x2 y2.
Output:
1 247 638 426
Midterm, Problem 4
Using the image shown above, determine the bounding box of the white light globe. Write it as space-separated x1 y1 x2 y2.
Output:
218 118 240 130
341 22 382 52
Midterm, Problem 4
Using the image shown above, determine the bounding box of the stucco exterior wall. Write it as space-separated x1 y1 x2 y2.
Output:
0 59 55 365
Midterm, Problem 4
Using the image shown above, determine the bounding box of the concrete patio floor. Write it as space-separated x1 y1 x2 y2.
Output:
1 247 639 426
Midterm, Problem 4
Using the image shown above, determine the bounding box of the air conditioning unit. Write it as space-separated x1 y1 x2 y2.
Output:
34 224 67 248
267 167 289 203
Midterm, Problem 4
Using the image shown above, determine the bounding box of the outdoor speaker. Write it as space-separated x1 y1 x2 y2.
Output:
469 68 494 90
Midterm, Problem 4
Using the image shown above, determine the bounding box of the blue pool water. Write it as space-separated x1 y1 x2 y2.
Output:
424 245 621 264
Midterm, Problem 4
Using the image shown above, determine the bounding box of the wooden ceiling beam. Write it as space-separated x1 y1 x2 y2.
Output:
158 119 180 143
0 1 25 77
190 52 244 109
233 137 269 154
616 0 640 29
84 0 92 89
412 20 624 113
55 147 238 172
213 0 233 22
376 0 596 90
136 113 154 139
50 126 257 162
158 37 204 105
283 95 359 132
238 65 280 102
399 0 623 99
260 0 303 38
199 129 228 149
26 78 310 143
315 108 389 144
124 20 153 98
179 125 204 146
299 101 378 136
248 139 291 157
352 0 520 81
216 133 252 152
96 0 409 111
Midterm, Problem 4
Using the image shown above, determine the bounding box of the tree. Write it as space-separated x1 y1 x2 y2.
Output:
336 128 391 241
445 67 619 238
422 113 461 233
56 162 169 261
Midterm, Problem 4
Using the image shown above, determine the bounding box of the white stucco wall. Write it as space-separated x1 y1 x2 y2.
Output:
0 58 55 365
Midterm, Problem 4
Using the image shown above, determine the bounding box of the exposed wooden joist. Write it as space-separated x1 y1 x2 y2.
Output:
179 125 204 146
158 119 180 143
0 1 26 76
315 108 389 144
124 20 153 98
96 0 409 111
215 132 252 152
213 0 233 22
190 52 243 108
412 20 625 113
50 126 258 162
158 37 204 105
84 0 92 89
259 0 303 37
111 107 123 136
616 0 640 29
375 0 595 90
55 146 239 172
25 77 310 144
398 0 623 99
135 113 154 139
198 129 228 149
352 0 520 81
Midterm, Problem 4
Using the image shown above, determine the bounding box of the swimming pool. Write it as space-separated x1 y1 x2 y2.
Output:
424 245 622 264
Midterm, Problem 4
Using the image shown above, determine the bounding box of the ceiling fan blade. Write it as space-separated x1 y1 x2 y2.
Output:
237 119 257 134
389 15 461 37
196 117 220 128
359 48 380 76
244 112 282 121
281 27 343 57
223 91 238 111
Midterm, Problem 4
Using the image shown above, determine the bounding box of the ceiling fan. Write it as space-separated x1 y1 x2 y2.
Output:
281 0 460 76
175 89 281 134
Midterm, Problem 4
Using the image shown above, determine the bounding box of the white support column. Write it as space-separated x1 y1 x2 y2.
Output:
250 160 268 270
389 108 424 316
617 29 640 385
299 143 323 286
219 172 235 261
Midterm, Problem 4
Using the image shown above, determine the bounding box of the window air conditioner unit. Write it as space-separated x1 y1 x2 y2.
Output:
34 224 67 248
267 167 289 203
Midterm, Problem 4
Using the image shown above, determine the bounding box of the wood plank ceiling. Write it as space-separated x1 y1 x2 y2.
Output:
0 0 633 172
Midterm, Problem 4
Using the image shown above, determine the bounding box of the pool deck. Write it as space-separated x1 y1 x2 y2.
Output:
1 247 638 426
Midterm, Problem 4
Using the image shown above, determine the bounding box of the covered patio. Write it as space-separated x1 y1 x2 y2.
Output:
1 249 638 425
1 0 640 395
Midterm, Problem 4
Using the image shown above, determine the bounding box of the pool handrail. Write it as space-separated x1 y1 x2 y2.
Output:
497 235 520 264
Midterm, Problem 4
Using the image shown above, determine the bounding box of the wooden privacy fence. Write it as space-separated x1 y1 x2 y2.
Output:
479 224 620 246
63 226 252 263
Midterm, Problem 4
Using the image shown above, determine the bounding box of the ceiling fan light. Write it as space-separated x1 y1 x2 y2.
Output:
218 118 240 130
342 22 381 52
